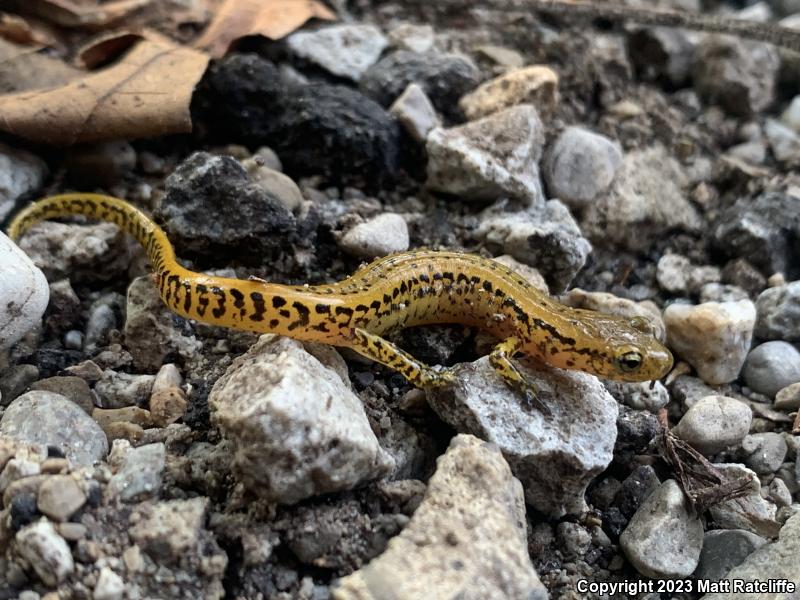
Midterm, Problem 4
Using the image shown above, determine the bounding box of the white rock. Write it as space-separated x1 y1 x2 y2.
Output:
656 253 721 295
339 213 410 259
426 104 546 205
93 567 125 600
0 143 47 222
389 83 440 142
129 497 208 561
672 395 752 455
107 441 166 502
765 118 800 164
287 24 388 82
16 519 74 586
0 232 49 350
780 95 800 133
387 23 434 53
458 65 559 120
708 463 779 538
209 335 394 504
664 300 756 385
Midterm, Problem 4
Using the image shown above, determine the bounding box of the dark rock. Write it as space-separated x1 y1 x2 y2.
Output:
30 348 85 378
614 405 660 465
713 192 800 279
722 258 767 298
158 152 296 257
0 364 39 406
602 506 628 540
10 493 39 530
29 376 94 414
627 27 695 88
617 465 660 518
359 51 480 120
44 280 81 336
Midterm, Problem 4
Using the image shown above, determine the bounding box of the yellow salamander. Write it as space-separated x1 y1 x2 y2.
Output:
8 194 673 409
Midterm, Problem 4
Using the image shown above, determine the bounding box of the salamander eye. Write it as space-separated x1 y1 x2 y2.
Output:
616 350 643 373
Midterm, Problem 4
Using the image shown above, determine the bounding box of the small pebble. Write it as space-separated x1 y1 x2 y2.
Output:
699 283 750 304
29 376 94 414
245 166 305 214
780 94 800 132
543 126 623 208
740 432 788 474
63 330 84 350
765 118 800 164
339 213 410 259
476 44 525 68
389 83 440 142
387 23 434 53
129 497 208 561
57 522 87 541
742 341 800 398
93 567 125 600
458 65 558 120
107 441 166 502
656 254 721 295
15 519 74 586
672 395 752 455
693 529 767 581
0 364 40 406
37 475 86 522
0 232 49 351
664 300 756 385
775 382 800 410
755 281 800 341
94 369 155 409
0 142 47 221
768 477 793 507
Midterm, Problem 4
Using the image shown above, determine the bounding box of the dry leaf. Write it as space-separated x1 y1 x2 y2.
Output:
0 38 209 144
76 27 175 68
0 38 82 93
3 0 153 28
195 0 336 58
0 12 55 46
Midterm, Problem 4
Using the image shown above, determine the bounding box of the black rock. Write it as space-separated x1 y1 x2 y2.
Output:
601 506 628 540
359 51 480 120
614 404 660 465
713 192 800 279
158 152 296 257
616 465 660 518
9 493 39 530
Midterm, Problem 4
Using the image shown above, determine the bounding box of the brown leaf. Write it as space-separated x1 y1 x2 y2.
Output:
76 27 175 68
0 38 82 93
0 12 55 46
195 0 336 58
3 0 154 28
0 38 209 145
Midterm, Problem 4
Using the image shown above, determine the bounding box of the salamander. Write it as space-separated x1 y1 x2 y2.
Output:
8 193 673 411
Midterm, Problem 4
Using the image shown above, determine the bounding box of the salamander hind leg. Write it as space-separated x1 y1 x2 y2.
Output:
347 328 455 389
490 337 551 416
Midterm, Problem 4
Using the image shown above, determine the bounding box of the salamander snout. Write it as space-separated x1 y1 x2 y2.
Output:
611 343 673 382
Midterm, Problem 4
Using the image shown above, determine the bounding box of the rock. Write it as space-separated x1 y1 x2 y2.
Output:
36 475 86 521
713 193 800 279
158 152 296 256
476 44 524 68
768 477 793 507
387 23 434 53
209 335 394 504
107 441 166 502
562 288 666 341
332 435 546 600
765 118 800 164
672 395 752 455
0 456 41 494
339 213 410 259
0 232 49 350
755 281 800 341
700 513 800 599
240 145 282 172
780 94 800 132
475 199 591 292
557 521 592 557
426 104 546 205
94 369 154 409
693 529 767 581
775 382 800 410
0 143 46 222
0 391 108 466
627 27 696 88
604 380 669 412
83 302 117 353
29 376 94 414
742 341 800 398
726 139 767 165
45 279 81 335
93 567 125 600
359 51 480 120
149 364 187 427
740 432 788 474
542 126 623 208
708 464 779 538
0 364 39 406
617 465 661 518
722 258 767 298
16 221 131 282
286 24 388 81
581 146 702 250
699 283 750 304
693 36 780 117
129 497 209 562
15 519 74 586
458 65 558 120
664 300 756 385
491 255 549 293
389 83 440 142
426 356 617 517
243 166 304 214
620 479 704 578
656 254 721 295
64 141 136 187
123 275 203 372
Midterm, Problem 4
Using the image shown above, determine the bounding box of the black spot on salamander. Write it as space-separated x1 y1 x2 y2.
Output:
288 301 310 331
419 274 430 283
532 318 576 346
456 273 469 284
165 274 180 303
211 287 226 318
399 281 407 294
370 300 381 314
183 281 192 313
494 288 505 298
470 276 481 285
355 304 369 313
432 272 443 281
272 296 287 309
442 272 454 281
335 306 353 318
315 304 331 314
392 288 400 299
279 309 291 318
250 291 266 321
482 281 493 293
382 294 391 304
269 318 280 328
230 289 245 317
312 322 330 333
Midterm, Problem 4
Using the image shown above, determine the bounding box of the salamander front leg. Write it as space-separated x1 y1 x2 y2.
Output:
490 337 551 416
346 328 455 389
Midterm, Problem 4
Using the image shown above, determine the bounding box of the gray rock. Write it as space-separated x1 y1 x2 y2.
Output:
557 521 592 557
700 512 800 599
426 356 618 517
287 24 388 82
0 364 39 406
741 432 788 474
605 380 670 412
387 23 434 53
742 341 800 398
713 193 800 279
0 232 49 350
244 166 304 214
93 567 125 600
617 465 661 518
627 27 696 87
389 83 440 143
726 140 767 165
339 213 409 259
15 519 74 586
94 369 155 409
620 480 704 578
581 146 702 251
0 391 108 466
209 335 394 504
780 94 800 132
768 476 793 507
656 253 721 295
543 126 623 208
29 376 94 414
129 497 209 562
476 199 591 292
669 375 718 410
359 51 480 120
459 65 559 120
694 529 767 581
107 441 166 502
755 281 800 341
693 36 780 117
664 300 756 385
0 143 47 222
708 464 779 538
426 104 546 205
83 303 117 353
765 118 800 164
332 435 547 600
722 258 767 298
124 275 203 371
699 283 750 304
673 395 752 455
775 381 800 410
